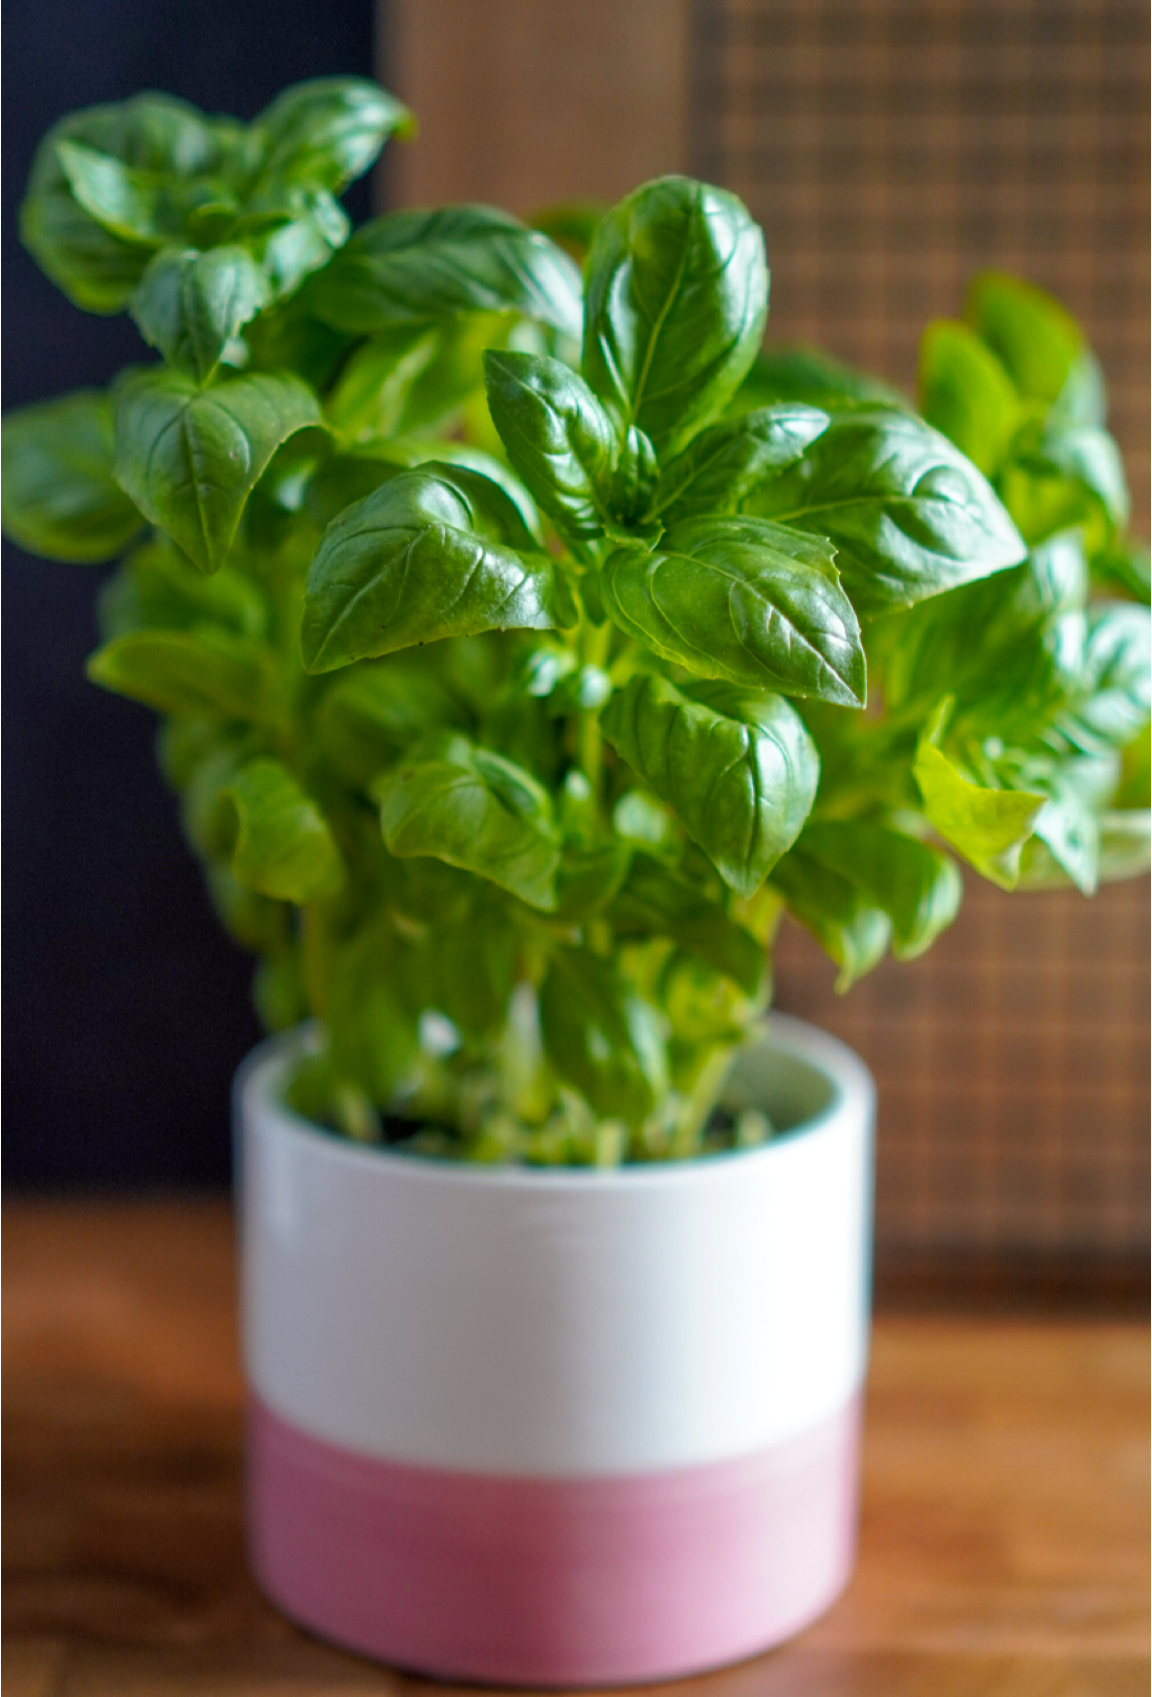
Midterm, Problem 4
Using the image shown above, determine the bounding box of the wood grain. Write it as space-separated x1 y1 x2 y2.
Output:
3 1201 1148 1696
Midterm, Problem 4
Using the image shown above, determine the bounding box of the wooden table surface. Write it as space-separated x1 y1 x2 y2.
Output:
3 1202 1147 1697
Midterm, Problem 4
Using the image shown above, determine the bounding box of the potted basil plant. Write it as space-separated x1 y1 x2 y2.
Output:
5 77 1149 1687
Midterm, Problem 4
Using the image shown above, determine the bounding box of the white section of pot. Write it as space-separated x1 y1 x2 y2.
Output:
238 1014 875 1478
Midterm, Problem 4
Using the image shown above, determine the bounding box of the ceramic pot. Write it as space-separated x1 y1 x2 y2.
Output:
238 1013 874 1685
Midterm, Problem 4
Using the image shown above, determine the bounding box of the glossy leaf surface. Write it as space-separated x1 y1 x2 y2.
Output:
130 246 269 383
747 408 1026 612
769 850 892 990
301 465 563 673
654 403 830 520
601 515 866 705
601 673 818 894
582 175 768 456
483 351 616 540
798 820 962 959
113 368 321 573
913 707 1046 889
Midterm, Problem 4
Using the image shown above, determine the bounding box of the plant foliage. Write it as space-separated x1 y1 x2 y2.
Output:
6 80 1149 1164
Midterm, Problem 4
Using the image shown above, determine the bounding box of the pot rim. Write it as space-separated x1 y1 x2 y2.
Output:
237 1011 874 1194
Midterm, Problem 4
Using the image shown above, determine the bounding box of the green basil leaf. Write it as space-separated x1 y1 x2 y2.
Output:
85 627 274 721
769 850 892 990
730 345 910 415
301 466 564 674
601 673 818 895
325 324 442 442
1 390 144 562
1021 809 1149 890
304 205 583 338
1092 537 1151 605
20 93 224 312
97 539 268 640
608 854 766 996
225 757 344 901
1029 784 1099 896
653 403 830 520
423 905 517 1040
483 350 616 541
539 946 667 1126
797 820 962 959
130 246 270 383
746 408 1026 612
601 515 865 706
913 705 1046 888
326 921 421 1104
1058 605 1152 752
966 271 1083 405
55 139 170 245
113 367 321 573
918 319 1020 475
205 862 290 952
1032 424 1130 533
553 838 632 922
582 175 768 456
376 734 560 910
250 77 412 194
316 658 467 787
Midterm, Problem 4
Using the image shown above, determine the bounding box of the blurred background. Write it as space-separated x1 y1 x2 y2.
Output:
4 0 1148 1301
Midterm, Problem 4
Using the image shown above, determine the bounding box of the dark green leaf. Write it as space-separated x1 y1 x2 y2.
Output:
316 658 467 787
797 820 962 959
601 673 818 894
1091 536 1151 605
225 757 344 901
86 627 274 721
113 367 321 573
553 838 632 921
1 390 144 562
376 733 560 910
301 465 564 674
582 175 768 456
608 854 766 996
20 93 225 312
97 539 268 640
248 185 351 300
483 350 616 541
304 205 583 338
325 325 441 442
600 515 866 705
769 849 892 990
130 246 270 383
539 946 667 1126
653 403 830 520
746 407 1026 612
966 271 1083 405
918 319 1020 475
250 77 412 194
913 704 1046 888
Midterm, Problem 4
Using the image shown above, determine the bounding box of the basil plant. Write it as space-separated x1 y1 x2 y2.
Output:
5 79 1149 1165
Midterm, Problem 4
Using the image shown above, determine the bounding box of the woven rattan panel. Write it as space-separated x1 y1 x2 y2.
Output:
691 0 1150 1282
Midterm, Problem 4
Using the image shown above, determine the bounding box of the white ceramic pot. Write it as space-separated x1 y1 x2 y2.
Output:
237 1013 875 1686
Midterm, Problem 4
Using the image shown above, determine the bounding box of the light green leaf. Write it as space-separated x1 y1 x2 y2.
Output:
1058 605 1152 752
798 820 962 959
301 465 564 674
913 704 1046 888
304 205 583 338
730 345 910 415
225 757 344 901
1021 809 1150 890
582 175 769 456
539 946 667 1126
1033 424 1130 533
483 350 617 541
653 403 830 519
966 271 1083 405
113 367 321 573
376 734 560 910
250 77 412 194
746 407 1027 612
324 324 442 442
130 246 270 383
608 854 766 995
1 390 144 562
601 673 818 895
55 139 169 245
918 319 1020 475
769 850 892 990
601 515 866 705
85 627 274 721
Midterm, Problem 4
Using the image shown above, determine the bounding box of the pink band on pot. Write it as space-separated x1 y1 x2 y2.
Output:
247 1391 861 1686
